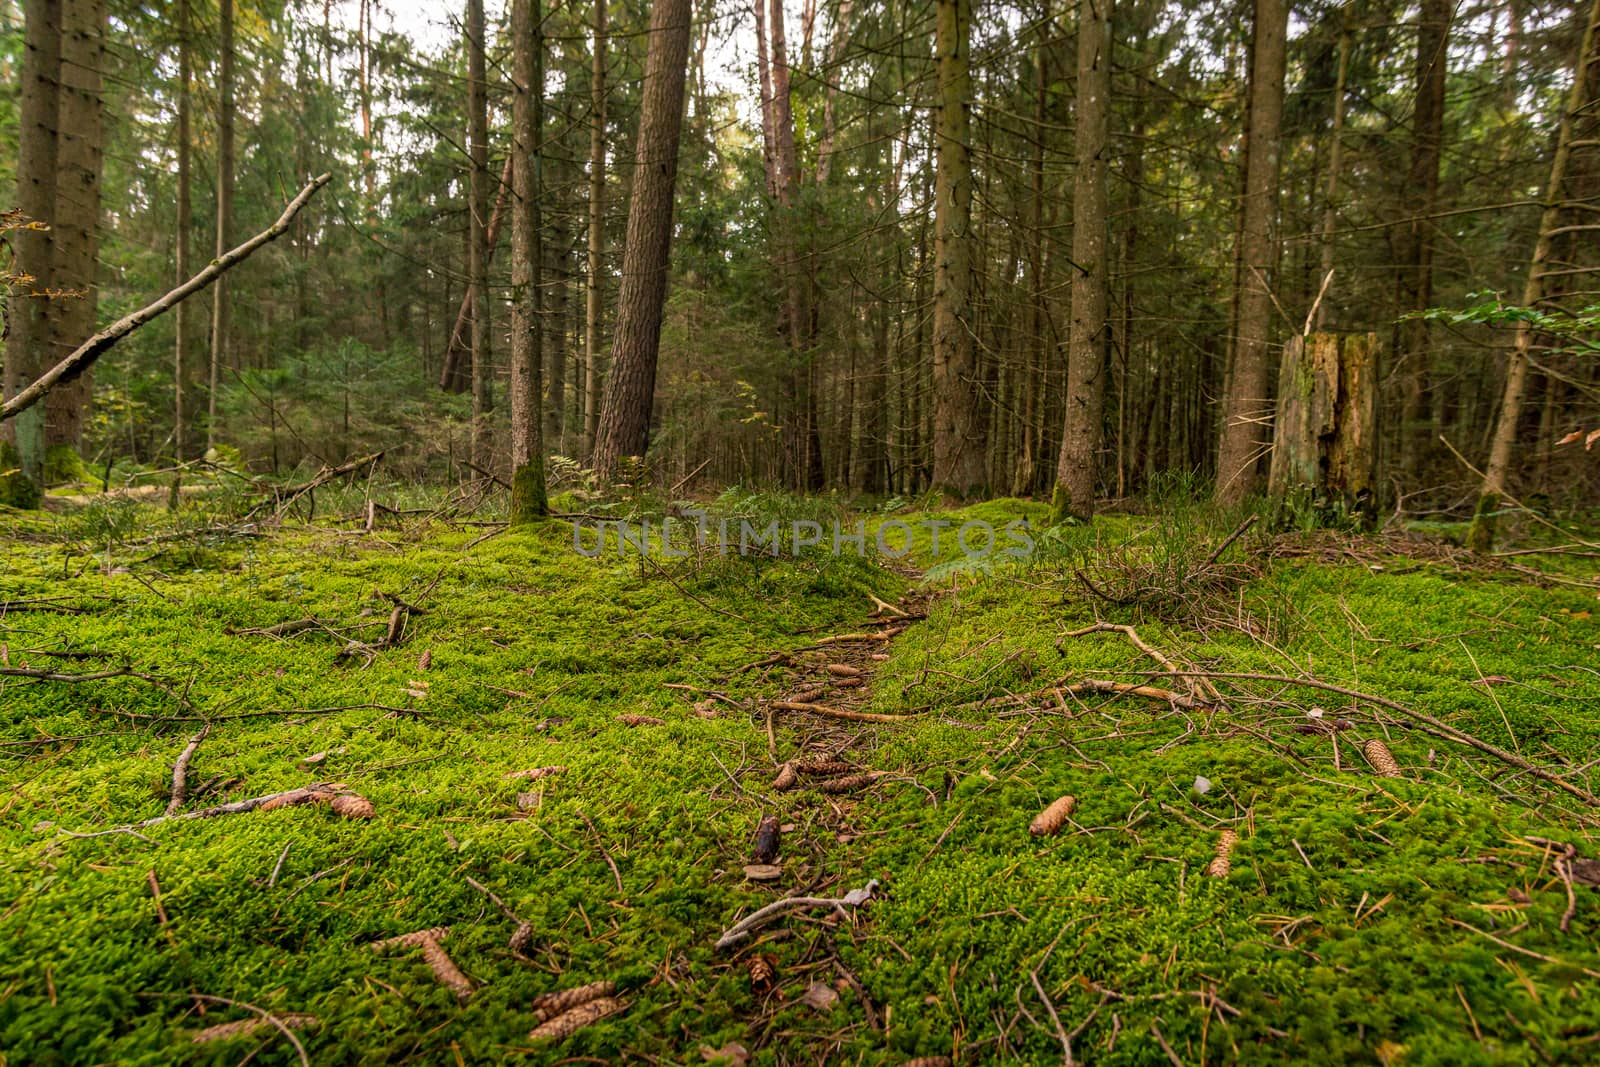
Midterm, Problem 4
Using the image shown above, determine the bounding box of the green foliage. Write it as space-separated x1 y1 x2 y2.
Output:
0 440 42 510
1409 291 1600 355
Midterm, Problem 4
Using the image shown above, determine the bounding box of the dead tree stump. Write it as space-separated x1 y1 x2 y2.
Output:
1268 332 1379 527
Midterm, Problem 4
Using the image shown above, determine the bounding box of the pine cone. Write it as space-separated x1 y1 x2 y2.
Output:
789 686 826 703
419 936 474 1000
797 759 856 777
527 996 625 1040
531 980 617 1023
746 954 777 992
1206 829 1239 878
1362 739 1401 778
617 714 664 727
772 763 798 791
191 1013 319 1044
814 772 881 794
752 814 781 864
330 793 375 819
825 664 863 678
1028 795 1077 836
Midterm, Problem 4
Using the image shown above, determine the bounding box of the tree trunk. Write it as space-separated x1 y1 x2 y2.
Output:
1314 23 1348 330
814 0 854 186
467 0 492 468
174 0 191 462
592 0 693 476
207 0 234 454
1397 0 1450 481
510 0 548 522
439 154 512 392
753 0 778 200
1214 0 1287 506
1052 0 1112 521
47 0 104 465
931 0 984 497
1468 0 1600 551
583 0 607 458
2 0 62 499
1268 332 1379 526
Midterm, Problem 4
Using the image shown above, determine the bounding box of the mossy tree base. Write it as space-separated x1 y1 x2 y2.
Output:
508 461 548 525
0 441 43 509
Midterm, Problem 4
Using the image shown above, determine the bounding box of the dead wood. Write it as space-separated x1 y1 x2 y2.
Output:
771 700 916 723
714 880 878 950
165 724 211 816
752 814 781 863
1 175 332 425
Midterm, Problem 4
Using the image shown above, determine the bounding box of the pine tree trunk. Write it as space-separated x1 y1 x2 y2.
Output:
174 0 191 462
207 0 234 454
2 0 62 498
931 0 984 497
1314 24 1348 330
591 0 693 476
1468 0 1600 551
467 0 492 468
48 0 104 465
510 0 548 522
583 0 607 458
1052 0 1112 521
1214 0 1287 506
1397 0 1450 482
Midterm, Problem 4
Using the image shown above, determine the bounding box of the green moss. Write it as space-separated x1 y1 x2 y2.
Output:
1 504 1598 1063
0 440 42 509
43 443 89 487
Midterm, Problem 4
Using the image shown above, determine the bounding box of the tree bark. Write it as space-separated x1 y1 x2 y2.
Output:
583 0 608 457
1397 0 1450 481
814 0 854 186
2 0 62 495
207 0 235 454
48 0 103 463
467 0 492 468
174 0 191 461
1052 0 1112 521
510 0 548 522
1214 0 1287 506
592 0 693 476
1314 23 1348 331
931 0 984 497
1468 0 1600 551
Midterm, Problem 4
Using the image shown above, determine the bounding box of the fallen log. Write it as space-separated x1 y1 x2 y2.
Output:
2 175 332 425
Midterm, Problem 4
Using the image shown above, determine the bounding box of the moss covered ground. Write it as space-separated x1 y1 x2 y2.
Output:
2 493 1599 1065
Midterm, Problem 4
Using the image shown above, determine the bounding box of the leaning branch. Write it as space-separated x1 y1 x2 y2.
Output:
1 174 333 424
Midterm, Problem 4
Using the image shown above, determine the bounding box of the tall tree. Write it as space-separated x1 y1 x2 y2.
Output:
583 0 608 457
930 0 984 497
510 0 548 522
207 0 235 454
1396 0 1450 478
1469 0 1600 551
50 0 105 461
2 0 63 497
467 0 492 468
1053 0 1112 521
592 0 693 476
174 0 193 461
1214 0 1288 506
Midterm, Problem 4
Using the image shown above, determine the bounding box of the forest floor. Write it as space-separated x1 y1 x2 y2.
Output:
2 487 1600 1065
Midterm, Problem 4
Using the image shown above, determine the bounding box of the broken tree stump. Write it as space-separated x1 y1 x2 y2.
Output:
1268 331 1379 528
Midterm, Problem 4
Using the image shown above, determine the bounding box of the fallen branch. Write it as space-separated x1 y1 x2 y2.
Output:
2 175 332 425
715 880 877 951
771 700 917 724
165 724 211 816
248 452 384 520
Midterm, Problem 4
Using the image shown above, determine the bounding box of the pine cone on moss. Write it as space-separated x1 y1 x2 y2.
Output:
1362 739 1402 778
1028 795 1077 836
527 996 625 1040
1206 829 1239 878
531 980 616 1023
